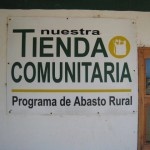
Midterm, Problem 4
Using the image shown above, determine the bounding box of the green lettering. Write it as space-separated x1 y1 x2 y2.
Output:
120 63 132 82
40 37 53 57
38 62 50 82
91 62 103 82
82 62 92 82
13 29 35 57
24 62 36 83
91 38 108 57
11 62 22 83
104 63 115 82
52 62 63 83
75 38 89 57
65 62 75 82
57 37 71 57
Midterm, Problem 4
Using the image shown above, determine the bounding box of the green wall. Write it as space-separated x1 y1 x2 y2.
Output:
1 0 150 11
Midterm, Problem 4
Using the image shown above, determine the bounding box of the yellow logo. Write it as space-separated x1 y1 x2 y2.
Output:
108 36 130 58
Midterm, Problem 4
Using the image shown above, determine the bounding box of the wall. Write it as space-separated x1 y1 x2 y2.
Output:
0 10 150 150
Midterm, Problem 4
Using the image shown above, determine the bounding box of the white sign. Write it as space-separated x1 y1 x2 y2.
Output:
7 17 138 115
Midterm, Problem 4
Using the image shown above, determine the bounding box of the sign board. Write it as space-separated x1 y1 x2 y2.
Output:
7 17 138 115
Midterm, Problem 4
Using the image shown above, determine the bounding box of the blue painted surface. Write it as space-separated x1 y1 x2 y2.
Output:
146 59 150 78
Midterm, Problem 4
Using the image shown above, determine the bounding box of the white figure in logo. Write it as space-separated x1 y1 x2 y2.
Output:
114 39 127 55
